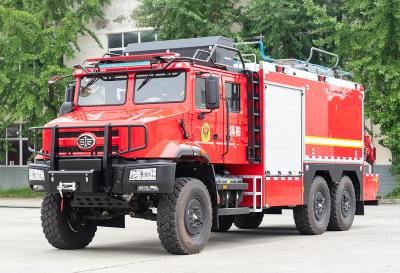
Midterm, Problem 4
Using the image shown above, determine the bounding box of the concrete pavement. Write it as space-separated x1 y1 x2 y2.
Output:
0 198 41 208
0 204 399 273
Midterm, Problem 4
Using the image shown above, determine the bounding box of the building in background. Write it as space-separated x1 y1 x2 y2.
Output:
64 0 155 67
0 0 397 195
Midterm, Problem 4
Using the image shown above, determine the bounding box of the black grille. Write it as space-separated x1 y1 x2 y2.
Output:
59 130 119 138
59 146 119 154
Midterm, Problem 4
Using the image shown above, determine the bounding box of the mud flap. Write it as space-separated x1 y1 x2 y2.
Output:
355 201 364 215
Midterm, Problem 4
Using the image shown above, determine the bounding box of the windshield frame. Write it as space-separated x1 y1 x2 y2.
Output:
133 70 187 105
77 74 129 107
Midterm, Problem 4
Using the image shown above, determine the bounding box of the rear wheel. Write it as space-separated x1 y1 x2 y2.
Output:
157 177 212 254
293 176 331 235
41 193 97 249
214 215 235 232
328 176 356 231
234 212 264 229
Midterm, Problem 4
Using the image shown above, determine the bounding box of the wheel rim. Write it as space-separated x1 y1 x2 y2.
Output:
184 198 204 237
341 190 351 218
67 208 86 233
314 191 327 222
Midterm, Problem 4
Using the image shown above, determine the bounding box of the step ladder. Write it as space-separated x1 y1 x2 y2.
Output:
242 176 263 212
245 71 262 163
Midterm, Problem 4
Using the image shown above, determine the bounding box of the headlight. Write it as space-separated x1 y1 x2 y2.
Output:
29 168 45 181
129 168 157 181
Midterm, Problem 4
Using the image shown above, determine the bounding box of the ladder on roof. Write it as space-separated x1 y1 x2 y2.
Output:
246 70 262 164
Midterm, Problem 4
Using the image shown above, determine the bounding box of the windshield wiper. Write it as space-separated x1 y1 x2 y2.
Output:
136 72 155 92
81 76 101 93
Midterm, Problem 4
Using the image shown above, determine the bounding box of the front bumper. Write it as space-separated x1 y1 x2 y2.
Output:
28 160 176 194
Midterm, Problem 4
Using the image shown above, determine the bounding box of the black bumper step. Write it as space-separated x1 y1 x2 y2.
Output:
216 182 248 190
218 207 250 216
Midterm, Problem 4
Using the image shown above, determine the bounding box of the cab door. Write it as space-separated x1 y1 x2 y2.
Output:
221 75 246 163
192 73 224 162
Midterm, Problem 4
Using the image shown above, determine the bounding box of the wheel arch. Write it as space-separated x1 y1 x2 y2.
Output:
175 161 219 229
303 164 363 203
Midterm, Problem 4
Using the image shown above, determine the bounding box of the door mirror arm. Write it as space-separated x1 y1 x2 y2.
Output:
198 109 213 120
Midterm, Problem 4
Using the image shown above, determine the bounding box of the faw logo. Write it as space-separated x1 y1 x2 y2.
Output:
77 133 96 150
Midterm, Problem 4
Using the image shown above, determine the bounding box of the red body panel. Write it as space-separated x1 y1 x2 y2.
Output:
363 173 379 201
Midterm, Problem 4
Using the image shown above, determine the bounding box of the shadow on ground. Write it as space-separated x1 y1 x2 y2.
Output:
78 225 300 256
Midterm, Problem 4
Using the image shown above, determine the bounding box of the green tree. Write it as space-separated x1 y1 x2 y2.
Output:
0 0 109 129
244 0 342 60
134 0 242 40
305 0 400 173
244 0 314 59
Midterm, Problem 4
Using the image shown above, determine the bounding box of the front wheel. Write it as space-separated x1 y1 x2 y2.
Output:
41 193 97 249
157 177 212 254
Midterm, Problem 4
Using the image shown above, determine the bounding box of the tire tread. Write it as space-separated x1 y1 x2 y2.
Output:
157 177 211 254
41 193 96 250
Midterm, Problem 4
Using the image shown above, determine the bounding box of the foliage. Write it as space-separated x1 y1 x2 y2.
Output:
243 0 315 59
0 0 109 129
243 0 342 60
305 0 400 173
0 187 43 198
134 0 242 40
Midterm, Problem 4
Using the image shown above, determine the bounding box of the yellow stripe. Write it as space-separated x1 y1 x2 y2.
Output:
305 136 363 148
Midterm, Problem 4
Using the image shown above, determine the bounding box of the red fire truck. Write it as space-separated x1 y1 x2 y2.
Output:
28 36 379 254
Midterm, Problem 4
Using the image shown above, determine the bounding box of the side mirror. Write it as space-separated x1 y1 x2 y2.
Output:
59 102 74 116
205 75 220 109
47 74 72 101
58 83 76 116
65 82 76 102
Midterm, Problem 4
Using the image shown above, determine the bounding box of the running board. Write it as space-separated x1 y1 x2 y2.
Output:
218 207 249 216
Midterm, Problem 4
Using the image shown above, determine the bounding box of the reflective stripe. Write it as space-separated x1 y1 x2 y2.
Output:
305 136 363 148
304 155 363 164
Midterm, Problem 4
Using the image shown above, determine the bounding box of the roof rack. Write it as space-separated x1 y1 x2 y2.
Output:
235 40 352 80
77 36 247 74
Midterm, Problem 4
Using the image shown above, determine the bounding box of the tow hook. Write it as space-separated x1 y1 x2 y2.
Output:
56 182 78 212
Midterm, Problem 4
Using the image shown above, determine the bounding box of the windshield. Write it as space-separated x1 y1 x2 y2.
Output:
78 75 127 106
134 71 186 104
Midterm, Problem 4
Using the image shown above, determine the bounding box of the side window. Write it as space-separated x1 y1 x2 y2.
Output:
224 82 240 112
195 77 206 108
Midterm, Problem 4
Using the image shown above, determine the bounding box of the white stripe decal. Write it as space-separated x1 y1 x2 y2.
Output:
304 155 363 164
305 136 363 148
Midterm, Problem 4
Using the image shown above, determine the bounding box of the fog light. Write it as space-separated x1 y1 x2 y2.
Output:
29 168 45 181
137 185 159 192
129 168 156 181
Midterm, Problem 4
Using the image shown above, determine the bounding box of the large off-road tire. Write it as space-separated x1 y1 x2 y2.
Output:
293 176 331 235
214 215 235 232
41 193 97 249
234 212 264 229
157 177 212 255
328 175 356 231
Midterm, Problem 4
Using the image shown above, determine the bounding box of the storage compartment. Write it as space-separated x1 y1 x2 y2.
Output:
264 83 303 176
